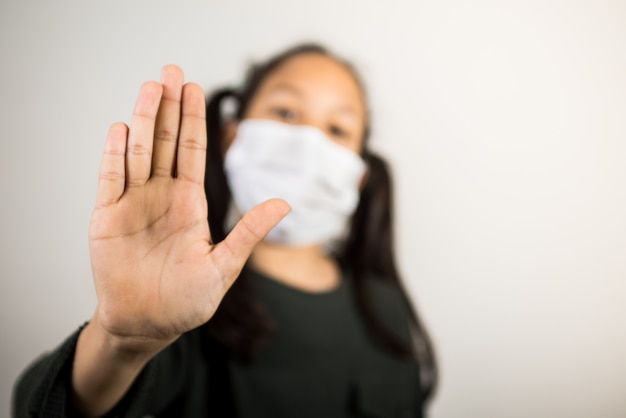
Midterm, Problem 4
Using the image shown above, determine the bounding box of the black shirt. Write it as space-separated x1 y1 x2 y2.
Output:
14 269 423 417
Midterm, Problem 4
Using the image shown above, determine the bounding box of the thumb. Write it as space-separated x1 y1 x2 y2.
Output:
212 198 290 275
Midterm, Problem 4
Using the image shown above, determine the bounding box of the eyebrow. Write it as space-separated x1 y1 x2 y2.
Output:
266 83 359 117
266 83 302 97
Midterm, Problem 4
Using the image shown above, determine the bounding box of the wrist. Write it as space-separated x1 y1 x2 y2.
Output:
87 311 171 364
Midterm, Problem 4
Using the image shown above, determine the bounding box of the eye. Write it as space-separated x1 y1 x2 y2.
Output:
272 107 298 122
329 125 348 139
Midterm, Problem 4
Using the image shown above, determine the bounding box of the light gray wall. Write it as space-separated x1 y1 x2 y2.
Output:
1 1 625 417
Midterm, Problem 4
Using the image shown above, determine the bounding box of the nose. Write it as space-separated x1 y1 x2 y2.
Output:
297 114 327 137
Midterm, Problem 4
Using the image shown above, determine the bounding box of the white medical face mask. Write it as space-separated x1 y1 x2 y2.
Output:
224 119 366 247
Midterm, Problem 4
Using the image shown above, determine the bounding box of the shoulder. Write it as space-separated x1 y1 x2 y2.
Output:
363 276 411 313
360 276 415 342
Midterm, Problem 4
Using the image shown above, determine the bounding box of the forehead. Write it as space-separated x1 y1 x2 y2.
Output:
257 53 366 114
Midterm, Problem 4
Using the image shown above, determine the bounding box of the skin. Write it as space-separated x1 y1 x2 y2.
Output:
242 52 366 153
71 53 366 416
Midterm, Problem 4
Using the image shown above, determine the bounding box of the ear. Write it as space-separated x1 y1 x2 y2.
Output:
221 121 238 156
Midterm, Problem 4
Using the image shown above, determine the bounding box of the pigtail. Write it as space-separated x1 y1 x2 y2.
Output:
344 151 438 402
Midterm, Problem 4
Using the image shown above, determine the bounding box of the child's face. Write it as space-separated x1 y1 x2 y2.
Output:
243 53 367 154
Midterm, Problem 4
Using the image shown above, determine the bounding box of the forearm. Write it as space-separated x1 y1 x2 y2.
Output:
70 315 164 417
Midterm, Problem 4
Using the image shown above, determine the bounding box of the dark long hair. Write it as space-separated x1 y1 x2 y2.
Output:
203 43 437 402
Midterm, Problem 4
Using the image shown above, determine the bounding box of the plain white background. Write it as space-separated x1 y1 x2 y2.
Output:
1 1 625 417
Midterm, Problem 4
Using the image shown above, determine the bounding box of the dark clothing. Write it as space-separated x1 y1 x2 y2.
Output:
14 270 423 417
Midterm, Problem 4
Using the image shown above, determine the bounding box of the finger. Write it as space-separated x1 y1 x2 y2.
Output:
95 123 128 209
176 83 207 184
126 81 163 187
212 199 291 275
152 65 184 178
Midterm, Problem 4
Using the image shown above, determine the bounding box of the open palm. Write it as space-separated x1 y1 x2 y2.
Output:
88 66 288 351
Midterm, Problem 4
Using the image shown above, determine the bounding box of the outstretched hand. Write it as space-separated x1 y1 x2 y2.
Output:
88 65 289 352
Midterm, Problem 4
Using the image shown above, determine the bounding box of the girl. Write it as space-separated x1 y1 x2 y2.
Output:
14 43 436 418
